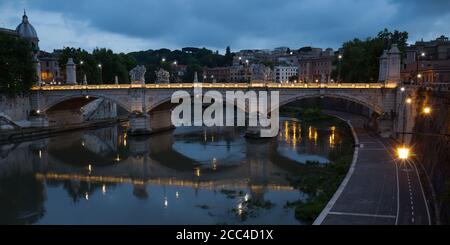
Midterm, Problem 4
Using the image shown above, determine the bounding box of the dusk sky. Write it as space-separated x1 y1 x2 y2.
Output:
1 0 449 53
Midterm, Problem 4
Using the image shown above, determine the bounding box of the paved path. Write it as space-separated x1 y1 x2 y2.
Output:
314 111 431 225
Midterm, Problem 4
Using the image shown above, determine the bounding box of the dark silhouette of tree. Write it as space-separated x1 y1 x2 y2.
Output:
0 33 36 95
331 29 409 83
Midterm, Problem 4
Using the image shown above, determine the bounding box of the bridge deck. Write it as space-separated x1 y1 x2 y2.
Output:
31 83 397 91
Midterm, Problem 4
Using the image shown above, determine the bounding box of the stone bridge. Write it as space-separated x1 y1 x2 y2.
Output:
29 82 401 137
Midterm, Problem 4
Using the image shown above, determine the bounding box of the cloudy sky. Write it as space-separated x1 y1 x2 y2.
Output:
0 0 449 53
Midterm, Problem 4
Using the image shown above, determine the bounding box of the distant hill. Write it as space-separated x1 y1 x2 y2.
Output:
128 47 233 82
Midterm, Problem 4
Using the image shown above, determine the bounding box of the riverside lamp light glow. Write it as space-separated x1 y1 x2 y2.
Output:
423 106 432 114
406 98 412 104
397 147 411 160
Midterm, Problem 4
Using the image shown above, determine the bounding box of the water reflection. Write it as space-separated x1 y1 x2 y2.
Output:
277 118 342 164
0 118 349 225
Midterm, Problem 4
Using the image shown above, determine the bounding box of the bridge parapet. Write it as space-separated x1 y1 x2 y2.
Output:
31 82 397 91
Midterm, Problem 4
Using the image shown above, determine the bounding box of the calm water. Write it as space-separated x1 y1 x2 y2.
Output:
0 118 350 225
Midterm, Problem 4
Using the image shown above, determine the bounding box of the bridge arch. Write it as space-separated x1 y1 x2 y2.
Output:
148 91 383 116
148 92 248 113
277 93 383 116
42 93 132 113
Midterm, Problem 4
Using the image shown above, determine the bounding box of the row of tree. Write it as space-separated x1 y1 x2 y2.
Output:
331 29 409 82
128 46 234 82
58 48 137 85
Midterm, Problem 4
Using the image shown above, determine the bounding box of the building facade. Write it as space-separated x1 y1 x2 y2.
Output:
203 67 231 83
401 35 450 84
273 66 298 83
38 50 64 83
298 55 334 83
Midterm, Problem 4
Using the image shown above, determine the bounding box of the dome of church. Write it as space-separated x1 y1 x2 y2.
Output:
15 11 39 52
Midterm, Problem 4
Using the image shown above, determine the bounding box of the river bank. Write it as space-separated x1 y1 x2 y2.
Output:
0 118 128 144
279 106 355 224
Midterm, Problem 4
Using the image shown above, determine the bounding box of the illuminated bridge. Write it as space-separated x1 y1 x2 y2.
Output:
29 82 404 137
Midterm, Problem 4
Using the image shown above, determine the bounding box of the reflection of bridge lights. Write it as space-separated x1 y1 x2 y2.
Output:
123 133 128 147
308 126 318 144
212 158 218 170
195 168 201 177
115 155 121 162
102 185 107 195
176 191 180 199
164 197 168 208
284 121 290 143
237 203 244 216
292 123 297 149
244 193 250 202
85 192 89 200
88 164 93 174
38 150 42 159
329 133 336 149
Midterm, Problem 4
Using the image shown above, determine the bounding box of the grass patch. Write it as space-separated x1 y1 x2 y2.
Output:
281 110 355 224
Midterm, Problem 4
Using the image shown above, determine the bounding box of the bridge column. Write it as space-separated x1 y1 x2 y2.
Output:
128 112 151 136
149 110 175 134
29 112 49 128
378 115 394 138
393 86 419 143
127 89 152 136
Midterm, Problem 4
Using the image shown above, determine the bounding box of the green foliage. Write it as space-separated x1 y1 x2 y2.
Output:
0 33 36 95
284 119 355 224
128 46 233 82
58 47 137 85
332 29 409 83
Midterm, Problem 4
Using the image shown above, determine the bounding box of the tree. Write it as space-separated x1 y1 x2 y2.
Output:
0 33 36 95
225 46 233 66
332 29 409 83
59 47 136 85
128 47 234 82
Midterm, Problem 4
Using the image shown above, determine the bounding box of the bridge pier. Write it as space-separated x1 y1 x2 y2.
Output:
29 113 49 128
127 110 174 136
245 126 278 139
128 113 151 136
378 117 395 138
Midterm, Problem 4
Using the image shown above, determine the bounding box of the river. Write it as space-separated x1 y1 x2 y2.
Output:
0 117 352 225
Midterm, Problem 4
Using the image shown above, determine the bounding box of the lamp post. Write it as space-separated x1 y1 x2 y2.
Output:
98 63 103 84
79 60 85 84
416 52 426 84
338 54 343 83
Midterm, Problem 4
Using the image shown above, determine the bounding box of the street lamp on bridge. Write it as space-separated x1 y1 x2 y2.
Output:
338 54 343 82
98 63 103 84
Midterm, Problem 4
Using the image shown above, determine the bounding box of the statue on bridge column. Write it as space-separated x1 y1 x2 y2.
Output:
129 65 146 84
156 68 170 84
